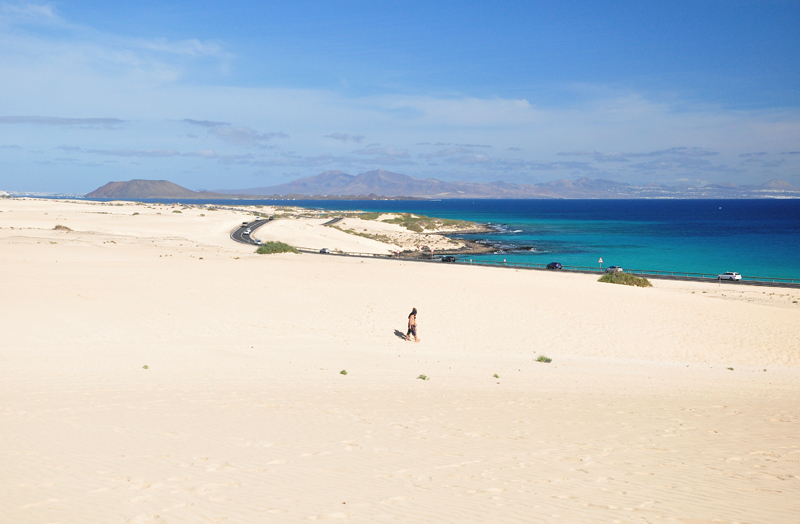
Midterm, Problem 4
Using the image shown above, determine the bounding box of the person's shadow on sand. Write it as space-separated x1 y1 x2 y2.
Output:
393 329 407 340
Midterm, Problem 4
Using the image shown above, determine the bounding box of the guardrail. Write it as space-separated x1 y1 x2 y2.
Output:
294 247 800 286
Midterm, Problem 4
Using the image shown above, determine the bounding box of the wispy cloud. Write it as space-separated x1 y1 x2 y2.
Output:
350 145 415 165
418 146 477 159
0 116 125 126
182 118 230 128
740 157 784 168
558 150 630 163
183 149 254 163
324 132 364 143
558 146 719 165
210 126 288 147
739 151 768 157
86 148 180 158
137 38 227 58
0 2 59 23
630 147 718 158
352 145 409 158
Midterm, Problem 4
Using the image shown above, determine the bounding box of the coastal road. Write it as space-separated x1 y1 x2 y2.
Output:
230 218 270 245
295 248 800 288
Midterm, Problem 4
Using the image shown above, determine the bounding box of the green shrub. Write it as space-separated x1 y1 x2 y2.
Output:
256 241 299 254
493 373 499 378
340 370 348 375
536 355 552 363
597 272 652 287
172 210 182 213
382 213 473 233
417 374 429 380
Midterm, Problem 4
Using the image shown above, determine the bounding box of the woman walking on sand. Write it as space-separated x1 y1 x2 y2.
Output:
406 308 419 342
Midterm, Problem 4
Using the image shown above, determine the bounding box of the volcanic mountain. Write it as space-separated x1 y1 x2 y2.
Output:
84 180 229 199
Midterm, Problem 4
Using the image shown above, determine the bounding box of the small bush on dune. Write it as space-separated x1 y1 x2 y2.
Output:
598 272 652 287
53 224 72 231
536 355 552 363
256 241 299 254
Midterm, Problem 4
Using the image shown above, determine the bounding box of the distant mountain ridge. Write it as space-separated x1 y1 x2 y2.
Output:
218 170 800 199
85 173 800 200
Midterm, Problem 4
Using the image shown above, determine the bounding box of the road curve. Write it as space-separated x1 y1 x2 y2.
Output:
230 218 271 246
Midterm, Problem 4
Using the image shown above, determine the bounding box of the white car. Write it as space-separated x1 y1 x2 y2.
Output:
718 272 742 281
243 229 251 235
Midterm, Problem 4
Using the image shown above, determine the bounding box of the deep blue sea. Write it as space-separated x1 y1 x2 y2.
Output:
90 198 800 279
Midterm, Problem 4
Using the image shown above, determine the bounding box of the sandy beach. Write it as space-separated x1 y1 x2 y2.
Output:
2 197 799 524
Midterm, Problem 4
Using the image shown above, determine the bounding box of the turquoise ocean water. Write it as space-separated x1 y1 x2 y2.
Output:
91 198 800 279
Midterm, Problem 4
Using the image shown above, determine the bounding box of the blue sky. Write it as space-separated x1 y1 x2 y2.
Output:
1 1 799 193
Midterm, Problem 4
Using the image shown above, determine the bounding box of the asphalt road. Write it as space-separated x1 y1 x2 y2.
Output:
295 248 800 288
230 218 270 245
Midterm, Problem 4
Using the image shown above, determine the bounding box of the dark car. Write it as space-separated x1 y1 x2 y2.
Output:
441 256 456 263
546 262 562 269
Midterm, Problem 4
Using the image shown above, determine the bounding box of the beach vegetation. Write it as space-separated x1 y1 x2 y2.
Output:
417 374 430 380
536 355 552 363
53 224 72 231
381 213 469 233
359 212 381 220
493 373 499 378
340 369 347 375
143 365 149 369
331 225 393 244
256 241 299 254
727 367 734 370
598 272 652 287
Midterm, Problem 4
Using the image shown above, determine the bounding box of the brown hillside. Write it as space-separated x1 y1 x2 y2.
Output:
85 180 201 199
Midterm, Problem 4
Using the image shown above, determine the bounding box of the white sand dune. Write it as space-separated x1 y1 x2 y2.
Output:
2 198 799 523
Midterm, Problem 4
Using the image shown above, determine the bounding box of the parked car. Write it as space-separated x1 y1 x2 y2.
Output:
718 271 742 281
605 266 623 273
441 256 456 263
546 262 562 269
320 248 331 254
